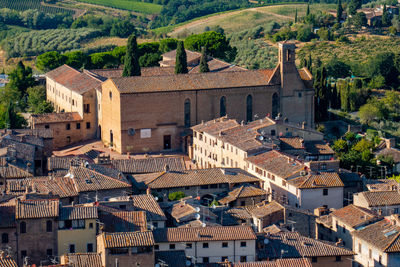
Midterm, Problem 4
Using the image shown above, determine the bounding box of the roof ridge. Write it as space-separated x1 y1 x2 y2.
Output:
146 171 166 185
384 230 400 252
84 166 130 186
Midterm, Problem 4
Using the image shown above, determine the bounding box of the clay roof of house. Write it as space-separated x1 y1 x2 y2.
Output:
375 147 400 163
111 156 186 174
109 69 274 94
47 156 88 171
191 117 239 134
85 67 177 80
356 191 400 207
100 210 147 232
234 259 312 267
246 150 305 179
249 201 284 219
288 172 344 189
366 179 399 191
226 207 253 220
304 141 334 155
352 218 400 253
130 194 167 221
16 199 59 219
189 58 247 73
0 257 18 267
59 206 98 220
31 112 82 124
170 201 217 222
279 137 304 150
259 231 354 259
46 65 101 94
0 206 15 228
69 166 131 193
63 253 103 267
100 231 154 248
0 163 33 179
219 184 267 205
146 168 260 189
330 204 377 228
155 250 187 267
153 225 256 242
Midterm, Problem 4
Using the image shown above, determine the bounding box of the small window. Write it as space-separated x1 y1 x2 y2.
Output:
109 91 112 99
66 123 71 130
271 130 276 136
67 136 71 143
69 244 76 253
358 243 362 253
311 257 317 263
21 250 27 260
89 223 93 229
298 92 302 98
186 243 192 249
46 249 52 256
203 257 209 263
369 249 372 259
169 244 175 250
154 245 159 250
210 184 218 189
222 242 228 248
84 104 90 113
203 243 209 248
20 222 26 234
46 220 52 232
1 233 8 244
76 123 81 129
323 189 328 196
240 256 247 262
222 256 228 261
241 201 245 206
86 122 91 129
87 243 94 252
44 124 49 129
240 241 246 247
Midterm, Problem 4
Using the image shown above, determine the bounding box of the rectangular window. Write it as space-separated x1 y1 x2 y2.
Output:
66 123 71 130
46 249 52 256
240 241 246 247
222 256 228 261
86 122 91 129
335 256 341 262
154 245 159 250
169 244 175 250
87 243 93 252
311 257 317 262
222 242 228 248
210 184 218 189
84 104 90 113
323 188 328 196
69 244 75 253
240 256 247 262
369 249 372 259
203 257 209 263
358 243 362 253
76 123 81 129
21 250 27 260
203 243 209 248
186 243 192 249
45 124 49 129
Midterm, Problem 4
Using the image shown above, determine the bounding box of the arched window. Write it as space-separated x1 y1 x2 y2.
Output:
184 99 191 127
46 220 52 232
220 96 226 117
246 95 253 122
272 93 279 118
1 233 8 243
20 221 26 234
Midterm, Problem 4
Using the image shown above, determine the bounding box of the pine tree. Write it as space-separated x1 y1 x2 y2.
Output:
199 47 210 73
175 41 188 74
306 4 310 16
122 34 141 77
295 9 298 23
336 0 343 23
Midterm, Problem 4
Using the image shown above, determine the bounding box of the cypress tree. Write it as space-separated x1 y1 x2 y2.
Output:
175 41 188 74
123 34 141 77
295 9 298 23
306 4 310 16
306 53 312 72
336 0 343 23
199 47 210 73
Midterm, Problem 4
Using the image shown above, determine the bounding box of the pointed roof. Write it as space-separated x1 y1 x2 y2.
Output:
219 184 267 205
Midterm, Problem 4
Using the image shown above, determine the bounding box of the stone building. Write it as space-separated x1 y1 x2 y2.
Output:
353 190 400 216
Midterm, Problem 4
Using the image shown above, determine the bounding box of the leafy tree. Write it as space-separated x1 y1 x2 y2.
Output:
123 34 141 77
348 0 361 15
317 27 332 41
368 75 386 89
168 191 186 201
175 41 188 74
110 20 135 38
382 5 392 27
337 0 343 23
139 53 161 67
352 12 367 29
159 38 178 53
366 52 398 86
64 51 88 70
27 86 54 114
199 47 209 73
36 51 66 71
332 139 348 153
8 62 36 97
359 101 384 124
325 57 351 78
383 90 400 114
296 25 315 42
90 52 118 69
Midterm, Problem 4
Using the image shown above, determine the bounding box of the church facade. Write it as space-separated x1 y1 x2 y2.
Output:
100 42 314 154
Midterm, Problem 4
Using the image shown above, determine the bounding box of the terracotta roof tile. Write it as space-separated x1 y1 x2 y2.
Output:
101 231 154 248
330 204 377 228
59 206 98 220
47 156 88 172
219 185 266 205
100 210 147 232
249 201 284 219
288 172 344 189
63 253 103 267
375 147 400 163
153 225 256 242
0 258 18 267
0 163 32 179
112 156 186 174
234 259 312 267
146 168 260 189
16 199 59 219
366 179 399 191
31 112 82 124
226 207 252 220
130 194 166 221
110 70 273 94
357 191 400 207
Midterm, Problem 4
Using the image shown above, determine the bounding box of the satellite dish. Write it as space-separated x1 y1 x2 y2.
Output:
201 223 206 227
154 196 159 201
212 204 216 209
186 260 192 266
264 238 269 244
258 136 264 141
195 207 200 212
195 214 201 220
128 128 136 136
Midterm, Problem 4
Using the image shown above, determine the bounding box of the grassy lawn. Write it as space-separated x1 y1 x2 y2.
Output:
75 0 162 14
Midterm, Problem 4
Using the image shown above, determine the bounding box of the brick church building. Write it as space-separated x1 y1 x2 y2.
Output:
41 42 314 154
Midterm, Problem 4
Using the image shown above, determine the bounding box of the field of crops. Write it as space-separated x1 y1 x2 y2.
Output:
0 0 74 15
2 28 101 58
75 0 162 14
